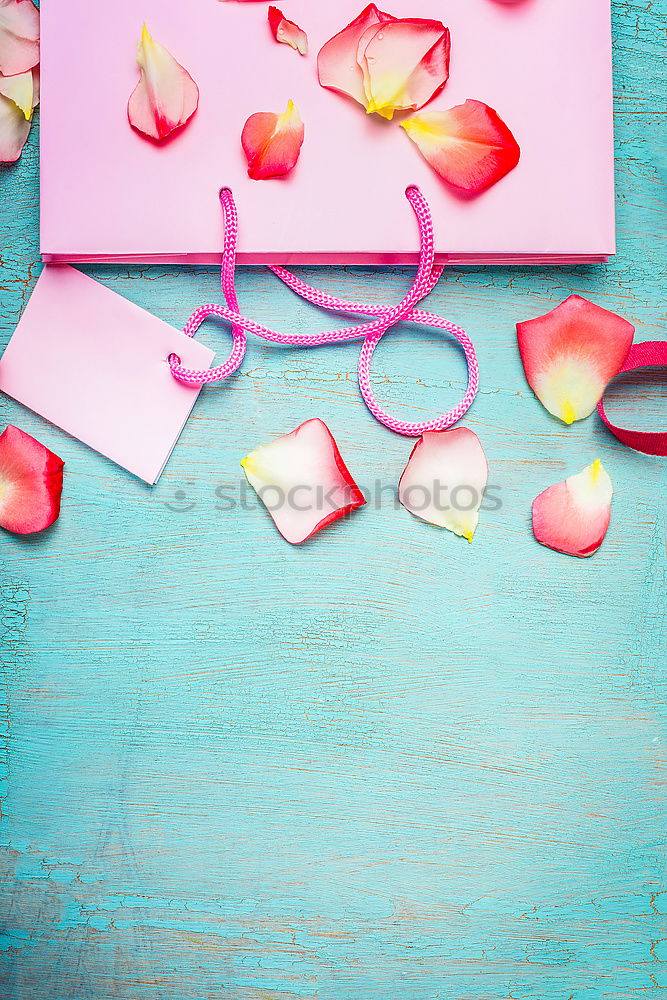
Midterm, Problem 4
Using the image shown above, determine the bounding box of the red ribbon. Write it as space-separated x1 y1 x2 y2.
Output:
597 341 667 456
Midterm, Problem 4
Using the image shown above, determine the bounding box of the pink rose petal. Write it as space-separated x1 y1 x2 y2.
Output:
399 428 488 542
268 6 308 56
128 24 199 142
517 295 635 425
0 0 39 77
401 99 520 193
0 83 30 161
0 425 64 535
532 460 613 558
359 17 450 119
0 65 33 117
318 4 395 109
241 99 304 180
318 5 450 120
241 418 365 545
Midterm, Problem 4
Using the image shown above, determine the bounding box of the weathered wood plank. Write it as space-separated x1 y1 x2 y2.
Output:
0 1 665 997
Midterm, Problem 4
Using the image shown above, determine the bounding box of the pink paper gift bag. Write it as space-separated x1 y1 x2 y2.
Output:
40 0 615 265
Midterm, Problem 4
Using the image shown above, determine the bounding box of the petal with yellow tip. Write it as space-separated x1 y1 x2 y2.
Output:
241 418 365 545
241 100 304 180
127 25 199 141
0 67 35 161
532 460 613 558
517 295 635 425
401 99 520 192
398 428 488 543
318 6 449 119
359 17 450 120
0 66 33 118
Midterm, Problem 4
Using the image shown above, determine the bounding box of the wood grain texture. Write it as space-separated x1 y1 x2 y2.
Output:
0 2 666 997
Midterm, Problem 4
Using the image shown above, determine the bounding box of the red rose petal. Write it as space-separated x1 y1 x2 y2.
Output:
0 425 63 535
359 17 450 119
241 100 304 180
401 99 520 193
268 6 308 56
532 460 613 558
517 295 635 425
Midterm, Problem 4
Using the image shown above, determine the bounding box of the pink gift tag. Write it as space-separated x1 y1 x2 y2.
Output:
0 265 214 484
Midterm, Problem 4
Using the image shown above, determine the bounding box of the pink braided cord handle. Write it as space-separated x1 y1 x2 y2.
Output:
169 186 479 436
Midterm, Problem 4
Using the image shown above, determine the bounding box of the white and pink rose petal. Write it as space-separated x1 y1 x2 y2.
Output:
0 0 39 77
532 460 613 558
128 24 199 141
318 4 450 120
268 6 308 56
517 295 635 425
241 418 365 545
399 427 488 542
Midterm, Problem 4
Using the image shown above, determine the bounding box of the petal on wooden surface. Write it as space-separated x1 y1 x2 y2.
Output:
0 424 64 535
517 295 635 424
241 418 365 545
399 427 488 542
532 460 613 558
0 0 39 76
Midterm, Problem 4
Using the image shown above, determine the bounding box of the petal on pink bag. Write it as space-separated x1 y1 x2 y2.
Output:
318 4 450 120
268 6 308 55
401 100 520 194
128 24 199 141
241 100 304 180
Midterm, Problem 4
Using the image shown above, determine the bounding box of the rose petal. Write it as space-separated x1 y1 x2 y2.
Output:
241 418 365 545
318 4 395 109
0 0 39 77
0 86 30 160
517 295 635 425
401 99 520 193
0 425 63 535
127 24 199 141
268 6 308 56
241 99 304 180
0 66 33 118
399 428 488 542
532 460 613 558
359 18 450 120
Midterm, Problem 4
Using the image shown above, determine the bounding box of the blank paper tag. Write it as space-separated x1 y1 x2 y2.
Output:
0 265 214 484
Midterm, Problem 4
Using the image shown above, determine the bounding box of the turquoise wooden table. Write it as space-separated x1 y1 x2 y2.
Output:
1 3 665 997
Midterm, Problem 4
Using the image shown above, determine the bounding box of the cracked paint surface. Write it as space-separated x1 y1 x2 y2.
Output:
0 1 666 997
